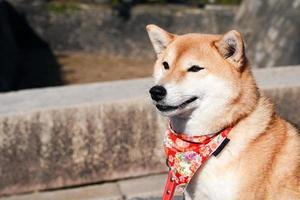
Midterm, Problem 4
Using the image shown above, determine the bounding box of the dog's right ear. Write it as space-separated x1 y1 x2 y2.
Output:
146 24 175 56
215 30 246 69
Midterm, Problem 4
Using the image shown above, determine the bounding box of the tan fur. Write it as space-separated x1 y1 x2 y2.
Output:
146 24 300 199
224 97 300 199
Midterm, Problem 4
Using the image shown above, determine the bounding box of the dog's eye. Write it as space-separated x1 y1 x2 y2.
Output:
187 65 204 72
162 62 169 70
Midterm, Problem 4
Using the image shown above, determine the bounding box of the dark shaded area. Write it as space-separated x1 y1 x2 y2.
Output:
112 0 242 20
0 1 63 92
112 0 206 20
114 0 132 20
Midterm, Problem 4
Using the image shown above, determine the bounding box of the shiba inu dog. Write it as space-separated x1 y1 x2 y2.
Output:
146 24 300 200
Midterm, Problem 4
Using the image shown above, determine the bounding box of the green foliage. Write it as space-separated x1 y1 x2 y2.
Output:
156 0 168 3
45 2 80 14
189 0 242 5
214 0 242 5
111 0 120 7
109 0 242 6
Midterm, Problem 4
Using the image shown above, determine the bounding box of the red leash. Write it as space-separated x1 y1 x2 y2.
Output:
162 126 232 200
163 171 178 200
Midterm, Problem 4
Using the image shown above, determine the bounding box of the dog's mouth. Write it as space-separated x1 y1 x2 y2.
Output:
156 97 198 112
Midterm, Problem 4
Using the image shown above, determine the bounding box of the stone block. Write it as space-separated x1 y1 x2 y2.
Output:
0 66 299 196
0 79 166 196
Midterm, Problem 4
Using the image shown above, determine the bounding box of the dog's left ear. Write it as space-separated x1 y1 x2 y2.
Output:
215 30 246 69
146 24 175 56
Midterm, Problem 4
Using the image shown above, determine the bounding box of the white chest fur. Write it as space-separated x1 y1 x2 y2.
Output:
184 147 241 200
183 98 270 200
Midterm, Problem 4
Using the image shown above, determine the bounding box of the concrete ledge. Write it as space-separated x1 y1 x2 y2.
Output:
0 65 300 196
253 66 300 128
0 78 153 115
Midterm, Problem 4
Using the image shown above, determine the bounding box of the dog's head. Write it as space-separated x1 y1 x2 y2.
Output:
146 24 249 118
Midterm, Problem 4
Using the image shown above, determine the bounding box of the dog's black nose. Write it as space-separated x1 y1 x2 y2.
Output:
149 85 167 101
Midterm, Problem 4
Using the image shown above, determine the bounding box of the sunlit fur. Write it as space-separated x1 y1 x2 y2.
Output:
147 24 300 200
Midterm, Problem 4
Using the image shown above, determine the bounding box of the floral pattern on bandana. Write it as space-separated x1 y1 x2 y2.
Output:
174 151 202 177
164 126 231 186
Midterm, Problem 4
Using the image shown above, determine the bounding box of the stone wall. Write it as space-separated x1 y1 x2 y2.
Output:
0 66 300 196
234 0 300 68
8 0 300 67
9 2 236 58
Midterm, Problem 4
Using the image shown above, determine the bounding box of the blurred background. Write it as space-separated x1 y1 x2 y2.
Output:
1 0 299 92
0 0 299 199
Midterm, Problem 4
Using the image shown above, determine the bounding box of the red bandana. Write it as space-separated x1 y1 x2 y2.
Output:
162 125 232 200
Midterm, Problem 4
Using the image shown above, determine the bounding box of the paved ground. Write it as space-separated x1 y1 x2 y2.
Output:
0 174 183 200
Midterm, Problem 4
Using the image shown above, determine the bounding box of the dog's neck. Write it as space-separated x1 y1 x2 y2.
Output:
169 96 238 136
169 109 229 136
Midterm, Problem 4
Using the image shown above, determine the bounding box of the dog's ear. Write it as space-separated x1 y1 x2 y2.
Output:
146 24 175 56
215 30 246 69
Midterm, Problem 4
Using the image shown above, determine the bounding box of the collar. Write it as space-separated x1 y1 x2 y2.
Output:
162 125 232 200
